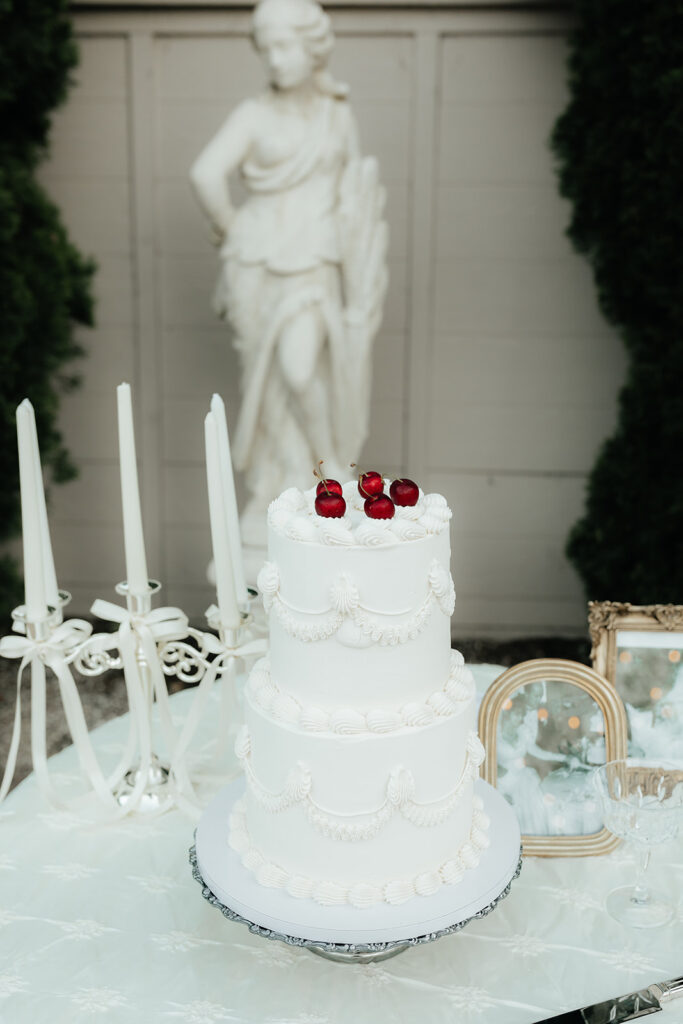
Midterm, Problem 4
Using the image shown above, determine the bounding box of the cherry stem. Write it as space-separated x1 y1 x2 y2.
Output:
353 463 368 494
355 464 386 499
314 460 330 496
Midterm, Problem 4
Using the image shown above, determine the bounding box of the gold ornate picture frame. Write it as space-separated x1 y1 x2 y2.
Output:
478 659 628 857
589 601 683 680
588 602 683 761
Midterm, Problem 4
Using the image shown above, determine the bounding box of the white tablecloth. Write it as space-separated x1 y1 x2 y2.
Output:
2 669 683 1024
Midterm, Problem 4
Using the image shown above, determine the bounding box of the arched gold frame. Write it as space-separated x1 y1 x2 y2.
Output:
478 658 629 857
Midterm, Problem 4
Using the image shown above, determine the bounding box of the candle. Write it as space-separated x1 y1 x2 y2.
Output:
205 412 240 630
210 393 248 608
116 383 149 595
25 402 59 610
16 400 47 621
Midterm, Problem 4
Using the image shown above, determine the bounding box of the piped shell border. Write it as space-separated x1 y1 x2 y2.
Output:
190 841 523 958
247 650 475 736
227 795 490 907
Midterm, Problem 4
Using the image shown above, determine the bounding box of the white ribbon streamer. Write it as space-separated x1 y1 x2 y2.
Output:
0 618 121 810
167 608 267 809
0 616 162 821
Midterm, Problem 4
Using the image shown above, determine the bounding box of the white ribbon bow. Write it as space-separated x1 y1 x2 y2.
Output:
89 599 192 814
0 618 120 810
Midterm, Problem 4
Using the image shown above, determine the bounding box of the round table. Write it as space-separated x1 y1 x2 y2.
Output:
2 669 683 1023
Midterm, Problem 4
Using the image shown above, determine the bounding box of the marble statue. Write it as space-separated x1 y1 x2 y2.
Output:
190 0 388 572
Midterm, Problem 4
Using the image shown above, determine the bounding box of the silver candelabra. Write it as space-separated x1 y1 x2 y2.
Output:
0 579 265 818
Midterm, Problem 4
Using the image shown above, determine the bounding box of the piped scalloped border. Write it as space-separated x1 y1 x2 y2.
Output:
257 558 455 645
247 649 475 736
235 729 485 841
227 795 490 908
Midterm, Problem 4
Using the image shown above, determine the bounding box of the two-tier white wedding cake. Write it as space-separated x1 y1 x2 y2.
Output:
228 477 489 908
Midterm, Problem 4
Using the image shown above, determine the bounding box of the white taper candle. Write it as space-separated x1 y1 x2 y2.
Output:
116 383 149 595
205 411 240 630
210 393 248 608
16 400 47 621
25 401 59 610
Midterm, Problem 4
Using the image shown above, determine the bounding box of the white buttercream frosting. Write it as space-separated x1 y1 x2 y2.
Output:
278 487 306 511
329 574 359 615
355 519 399 547
256 557 455 646
286 875 314 899
390 518 427 541
284 517 318 542
237 724 485 841
319 518 355 546
246 650 475 735
329 709 366 735
228 797 491 907
237 477 489 909
267 480 451 547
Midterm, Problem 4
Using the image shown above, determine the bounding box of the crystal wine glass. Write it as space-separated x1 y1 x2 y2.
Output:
593 759 683 927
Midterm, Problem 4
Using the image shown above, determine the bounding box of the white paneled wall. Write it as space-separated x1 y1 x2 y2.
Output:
39 6 626 634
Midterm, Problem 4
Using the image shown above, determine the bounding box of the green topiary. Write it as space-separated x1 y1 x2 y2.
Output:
551 0 683 603
0 0 94 620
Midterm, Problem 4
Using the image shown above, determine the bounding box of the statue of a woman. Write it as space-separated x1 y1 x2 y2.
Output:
190 0 387 562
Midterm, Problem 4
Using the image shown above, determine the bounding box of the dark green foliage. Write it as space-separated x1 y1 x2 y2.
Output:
0 0 94 619
551 0 683 602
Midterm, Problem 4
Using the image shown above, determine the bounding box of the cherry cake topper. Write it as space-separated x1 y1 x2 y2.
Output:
312 462 421 521
313 461 346 518
389 477 419 507
354 464 419 519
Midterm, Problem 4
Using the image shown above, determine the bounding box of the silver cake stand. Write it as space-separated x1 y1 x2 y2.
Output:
190 777 522 963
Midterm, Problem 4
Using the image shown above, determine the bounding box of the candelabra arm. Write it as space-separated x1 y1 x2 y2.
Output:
163 606 267 796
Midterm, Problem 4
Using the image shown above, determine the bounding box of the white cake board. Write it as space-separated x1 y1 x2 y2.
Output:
194 776 521 947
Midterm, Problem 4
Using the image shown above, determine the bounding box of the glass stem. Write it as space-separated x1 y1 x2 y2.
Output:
632 845 651 904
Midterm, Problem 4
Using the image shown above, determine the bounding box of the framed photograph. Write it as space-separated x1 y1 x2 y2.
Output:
589 602 683 762
478 659 628 857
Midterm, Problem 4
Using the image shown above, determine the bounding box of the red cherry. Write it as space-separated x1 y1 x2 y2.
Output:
389 478 419 507
316 479 343 496
315 492 346 518
364 494 395 519
358 471 383 498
